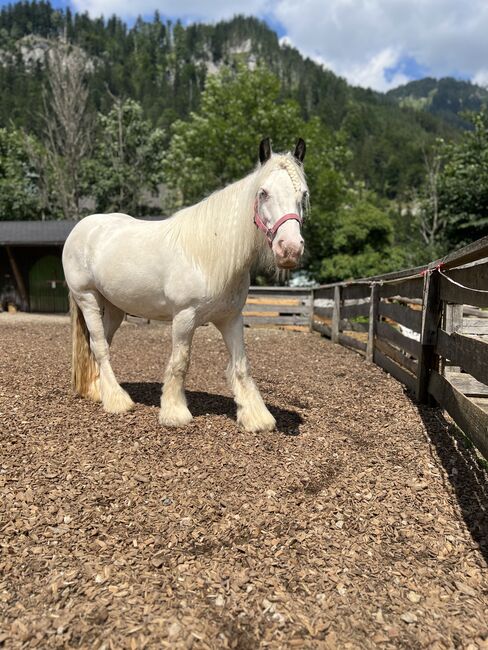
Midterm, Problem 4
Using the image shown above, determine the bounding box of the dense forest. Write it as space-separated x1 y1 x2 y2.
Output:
0 1 462 198
0 1 487 282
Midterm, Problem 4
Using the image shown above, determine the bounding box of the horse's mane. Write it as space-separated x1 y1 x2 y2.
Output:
164 153 307 295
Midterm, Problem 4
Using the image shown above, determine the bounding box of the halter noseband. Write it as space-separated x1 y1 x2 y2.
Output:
254 199 303 248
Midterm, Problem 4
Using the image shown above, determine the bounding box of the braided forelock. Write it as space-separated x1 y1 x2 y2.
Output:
279 156 302 193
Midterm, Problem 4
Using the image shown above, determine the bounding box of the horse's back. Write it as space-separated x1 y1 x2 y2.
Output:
63 213 138 289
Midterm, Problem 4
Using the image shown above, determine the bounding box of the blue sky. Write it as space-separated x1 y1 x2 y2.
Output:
3 0 488 92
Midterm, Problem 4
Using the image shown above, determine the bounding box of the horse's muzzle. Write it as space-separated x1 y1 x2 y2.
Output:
274 239 304 269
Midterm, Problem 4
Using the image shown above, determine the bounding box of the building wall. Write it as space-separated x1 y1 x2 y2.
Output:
0 245 68 312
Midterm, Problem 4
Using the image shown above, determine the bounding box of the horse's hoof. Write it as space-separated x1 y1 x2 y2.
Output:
102 388 134 414
159 406 193 427
238 409 276 433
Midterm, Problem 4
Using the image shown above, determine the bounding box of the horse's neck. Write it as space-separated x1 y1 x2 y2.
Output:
167 173 263 295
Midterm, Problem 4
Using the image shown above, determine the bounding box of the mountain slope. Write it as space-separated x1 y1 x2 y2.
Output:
386 77 488 128
0 3 461 198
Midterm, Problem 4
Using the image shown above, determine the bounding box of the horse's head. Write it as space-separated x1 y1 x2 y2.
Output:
254 138 308 270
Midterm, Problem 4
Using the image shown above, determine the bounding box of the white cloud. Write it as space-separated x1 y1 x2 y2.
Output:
473 70 488 90
71 0 488 90
72 0 269 21
274 0 488 89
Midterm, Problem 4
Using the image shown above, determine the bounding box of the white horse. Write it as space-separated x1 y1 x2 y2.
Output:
62 138 308 432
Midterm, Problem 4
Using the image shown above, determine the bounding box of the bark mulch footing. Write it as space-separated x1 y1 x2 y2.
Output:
0 320 487 649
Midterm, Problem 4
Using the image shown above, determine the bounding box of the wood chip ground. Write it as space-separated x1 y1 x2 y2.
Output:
1 318 487 649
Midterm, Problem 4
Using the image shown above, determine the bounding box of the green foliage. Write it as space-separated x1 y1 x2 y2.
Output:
2 1 485 280
317 197 406 282
85 99 165 215
0 127 42 220
163 66 304 206
437 111 488 249
0 3 461 201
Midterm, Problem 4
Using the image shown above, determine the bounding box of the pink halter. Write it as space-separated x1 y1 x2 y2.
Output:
254 199 303 248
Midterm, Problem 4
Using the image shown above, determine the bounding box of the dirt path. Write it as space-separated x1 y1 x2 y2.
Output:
1 321 487 649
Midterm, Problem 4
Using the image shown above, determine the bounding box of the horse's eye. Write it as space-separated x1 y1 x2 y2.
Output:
259 189 269 201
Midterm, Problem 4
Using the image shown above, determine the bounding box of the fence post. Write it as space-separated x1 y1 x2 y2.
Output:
366 283 379 363
308 288 315 332
331 285 342 344
416 269 442 403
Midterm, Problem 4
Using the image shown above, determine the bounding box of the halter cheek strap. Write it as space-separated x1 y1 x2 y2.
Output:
254 200 303 248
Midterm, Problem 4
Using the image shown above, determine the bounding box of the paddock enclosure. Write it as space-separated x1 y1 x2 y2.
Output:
1 313 487 649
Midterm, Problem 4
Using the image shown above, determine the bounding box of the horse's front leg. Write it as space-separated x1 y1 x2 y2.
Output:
216 313 276 433
159 309 195 427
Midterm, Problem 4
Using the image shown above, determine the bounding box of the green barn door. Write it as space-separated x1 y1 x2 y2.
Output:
29 255 69 313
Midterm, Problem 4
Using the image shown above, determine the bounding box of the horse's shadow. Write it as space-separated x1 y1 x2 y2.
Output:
122 382 303 435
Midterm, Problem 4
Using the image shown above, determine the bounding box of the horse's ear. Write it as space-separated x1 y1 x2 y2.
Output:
294 138 306 163
259 138 272 164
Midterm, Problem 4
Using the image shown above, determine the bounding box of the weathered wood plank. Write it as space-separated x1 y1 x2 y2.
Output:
331 285 341 344
462 318 488 333
373 348 417 393
378 300 422 332
443 302 463 374
341 302 370 319
447 260 488 290
243 304 309 314
439 235 488 271
439 273 488 308
379 277 423 300
341 284 371 301
338 333 367 353
429 370 488 460
366 283 379 363
436 329 488 387
247 296 303 306
312 320 332 338
249 286 311 294
471 397 488 415
243 316 309 326
416 270 442 403
313 286 334 300
313 306 333 318
376 320 421 358
375 337 418 375
449 372 488 396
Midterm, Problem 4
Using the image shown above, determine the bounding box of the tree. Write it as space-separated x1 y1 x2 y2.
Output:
437 111 488 250
318 197 405 282
163 65 304 207
86 98 165 215
0 127 42 220
38 41 93 220
298 117 351 279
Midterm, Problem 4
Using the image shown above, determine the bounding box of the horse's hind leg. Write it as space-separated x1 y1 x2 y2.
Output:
215 313 276 432
159 309 195 427
103 299 125 345
75 290 134 414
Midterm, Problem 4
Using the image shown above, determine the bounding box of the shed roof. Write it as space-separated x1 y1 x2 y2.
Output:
0 217 166 246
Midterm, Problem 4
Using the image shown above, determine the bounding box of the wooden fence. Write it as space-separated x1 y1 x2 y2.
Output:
243 286 312 329
311 235 488 461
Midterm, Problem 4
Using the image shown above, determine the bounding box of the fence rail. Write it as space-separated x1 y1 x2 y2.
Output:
311 235 488 461
244 286 312 329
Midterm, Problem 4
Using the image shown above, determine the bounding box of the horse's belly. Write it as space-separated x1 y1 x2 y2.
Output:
91 244 205 320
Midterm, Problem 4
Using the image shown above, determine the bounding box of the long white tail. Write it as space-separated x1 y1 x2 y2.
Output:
70 293 100 400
